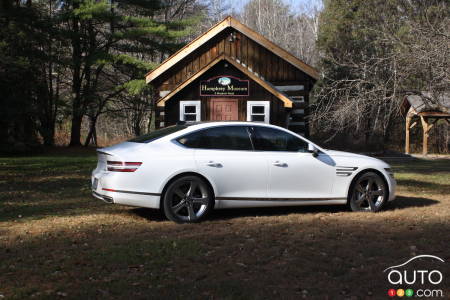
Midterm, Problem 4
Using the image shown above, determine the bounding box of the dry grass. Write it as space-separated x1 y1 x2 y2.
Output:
1 151 449 299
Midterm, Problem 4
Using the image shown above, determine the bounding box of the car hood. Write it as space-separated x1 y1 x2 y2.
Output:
324 150 389 168
325 150 371 159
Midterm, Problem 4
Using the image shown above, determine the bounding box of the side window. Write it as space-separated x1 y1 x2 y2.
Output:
177 126 253 151
247 101 270 123
251 126 308 152
180 101 201 122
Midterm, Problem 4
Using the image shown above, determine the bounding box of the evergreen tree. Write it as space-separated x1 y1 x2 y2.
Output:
61 0 198 146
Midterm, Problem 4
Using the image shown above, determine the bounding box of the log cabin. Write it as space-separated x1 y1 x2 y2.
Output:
145 16 319 136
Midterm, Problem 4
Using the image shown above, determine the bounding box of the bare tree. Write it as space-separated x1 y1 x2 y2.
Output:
237 0 321 66
312 0 449 151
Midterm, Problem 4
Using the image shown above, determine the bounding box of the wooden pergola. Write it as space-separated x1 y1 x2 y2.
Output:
403 92 450 155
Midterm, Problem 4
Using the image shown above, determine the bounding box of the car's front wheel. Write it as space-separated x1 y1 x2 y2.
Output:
349 172 387 212
163 175 214 223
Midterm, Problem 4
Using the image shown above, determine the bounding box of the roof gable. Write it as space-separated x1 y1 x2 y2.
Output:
146 16 319 83
156 54 293 108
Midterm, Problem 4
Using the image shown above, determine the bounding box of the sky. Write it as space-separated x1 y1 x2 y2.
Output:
227 0 323 12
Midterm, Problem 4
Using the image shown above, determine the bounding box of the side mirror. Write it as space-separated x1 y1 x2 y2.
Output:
308 144 319 158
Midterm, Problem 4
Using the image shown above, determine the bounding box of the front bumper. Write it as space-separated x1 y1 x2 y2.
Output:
387 175 397 201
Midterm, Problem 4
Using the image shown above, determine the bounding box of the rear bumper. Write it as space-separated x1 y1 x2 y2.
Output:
92 190 114 203
91 172 161 209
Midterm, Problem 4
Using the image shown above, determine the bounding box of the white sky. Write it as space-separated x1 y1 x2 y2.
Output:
227 0 323 12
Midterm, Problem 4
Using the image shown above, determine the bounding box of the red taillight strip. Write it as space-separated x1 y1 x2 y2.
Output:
107 161 123 166
100 189 160 196
107 167 138 172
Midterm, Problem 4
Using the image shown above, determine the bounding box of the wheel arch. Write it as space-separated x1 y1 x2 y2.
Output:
159 172 216 210
346 168 390 204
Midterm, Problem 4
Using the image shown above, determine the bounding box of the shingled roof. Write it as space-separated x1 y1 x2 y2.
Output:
404 92 450 115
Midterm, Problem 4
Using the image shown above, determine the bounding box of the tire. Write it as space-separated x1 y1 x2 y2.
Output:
162 175 214 223
349 171 388 212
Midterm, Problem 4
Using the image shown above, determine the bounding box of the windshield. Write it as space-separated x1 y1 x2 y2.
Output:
128 125 188 143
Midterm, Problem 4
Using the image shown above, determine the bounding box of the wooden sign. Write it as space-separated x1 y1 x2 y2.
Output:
200 75 249 96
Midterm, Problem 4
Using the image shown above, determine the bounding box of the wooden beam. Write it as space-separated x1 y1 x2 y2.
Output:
230 18 319 80
418 111 450 117
420 116 429 156
225 56 293 108
156 55 226 107
146 18 231 83
426 118 439 133
405 116 412 154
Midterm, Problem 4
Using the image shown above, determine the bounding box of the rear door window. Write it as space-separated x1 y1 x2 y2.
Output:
129 125 188 143
176 126 253 151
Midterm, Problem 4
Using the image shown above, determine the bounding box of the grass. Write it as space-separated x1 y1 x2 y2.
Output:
1 150 449 299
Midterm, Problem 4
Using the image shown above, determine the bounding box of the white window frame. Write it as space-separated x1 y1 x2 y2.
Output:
179 100 201 122
247 101 270 123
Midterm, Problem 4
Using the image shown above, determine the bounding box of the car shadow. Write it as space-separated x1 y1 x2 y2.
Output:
386 195 440 210
130 207 167 222
129 195 439 222
395 178 450 194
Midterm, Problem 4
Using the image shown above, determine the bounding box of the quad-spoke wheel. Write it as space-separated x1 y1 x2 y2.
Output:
163 176 214 223
349 172 387 212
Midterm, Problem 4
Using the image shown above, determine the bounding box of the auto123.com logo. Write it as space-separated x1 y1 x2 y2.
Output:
384 255 445 298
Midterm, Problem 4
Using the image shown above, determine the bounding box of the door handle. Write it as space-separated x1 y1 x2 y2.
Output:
273 161 288 167
207 161 222 168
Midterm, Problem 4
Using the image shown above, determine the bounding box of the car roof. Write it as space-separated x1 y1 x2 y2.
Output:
154 121 325 152
177 121 278 130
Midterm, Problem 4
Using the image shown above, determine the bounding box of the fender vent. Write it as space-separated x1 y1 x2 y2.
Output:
336 167 358 177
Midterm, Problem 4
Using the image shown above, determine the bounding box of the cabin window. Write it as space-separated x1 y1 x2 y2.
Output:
180 101 201 122
247 101 270 123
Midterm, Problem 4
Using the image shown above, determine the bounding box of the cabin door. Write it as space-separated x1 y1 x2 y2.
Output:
210 98 239 121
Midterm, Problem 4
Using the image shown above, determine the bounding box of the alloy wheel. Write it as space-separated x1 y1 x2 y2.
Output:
350 172 387 212
163 176 212 223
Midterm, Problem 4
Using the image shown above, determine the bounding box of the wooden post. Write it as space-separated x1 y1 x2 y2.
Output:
420 116 429 156
405 116 412 154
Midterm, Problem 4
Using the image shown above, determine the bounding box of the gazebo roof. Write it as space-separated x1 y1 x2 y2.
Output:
404 92 450 115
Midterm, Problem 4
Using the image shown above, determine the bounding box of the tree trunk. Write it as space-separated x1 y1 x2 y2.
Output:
41 124 55 146
69 1 83 147
84 116 98 147
69 112 83 146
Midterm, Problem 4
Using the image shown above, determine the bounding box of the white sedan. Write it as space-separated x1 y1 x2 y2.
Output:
91 122 396 223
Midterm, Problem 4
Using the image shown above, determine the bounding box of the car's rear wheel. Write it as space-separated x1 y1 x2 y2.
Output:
349 172 387 212
163 175 214 223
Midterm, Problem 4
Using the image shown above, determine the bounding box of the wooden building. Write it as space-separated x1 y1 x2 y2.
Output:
403 92 450 155
145 16 319 136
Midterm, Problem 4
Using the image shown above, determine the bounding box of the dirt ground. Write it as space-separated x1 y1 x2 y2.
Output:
0 151 449 299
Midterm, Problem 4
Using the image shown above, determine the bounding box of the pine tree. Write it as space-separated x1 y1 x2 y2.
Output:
59 0 199 146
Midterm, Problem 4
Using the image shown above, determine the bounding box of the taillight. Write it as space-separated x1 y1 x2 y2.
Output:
107 161 142 172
